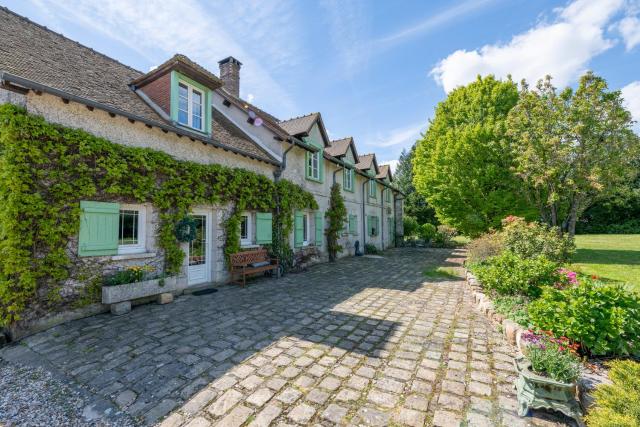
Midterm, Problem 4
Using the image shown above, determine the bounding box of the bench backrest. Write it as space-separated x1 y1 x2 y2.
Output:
230 249 269 267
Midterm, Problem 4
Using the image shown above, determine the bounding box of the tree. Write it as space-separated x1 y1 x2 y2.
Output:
325 183 347 261
507 73 640 236
395 147 437 225
413 75 534 236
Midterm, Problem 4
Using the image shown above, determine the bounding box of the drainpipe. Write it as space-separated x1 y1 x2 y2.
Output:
381 186 385 250
362 178 369 250
332 164 344 185
273 140 296 255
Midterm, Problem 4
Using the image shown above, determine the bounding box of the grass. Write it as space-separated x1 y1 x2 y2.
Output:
423 266 463 280
571 234 640 293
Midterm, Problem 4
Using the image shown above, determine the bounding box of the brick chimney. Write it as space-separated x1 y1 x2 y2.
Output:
218 56 242 97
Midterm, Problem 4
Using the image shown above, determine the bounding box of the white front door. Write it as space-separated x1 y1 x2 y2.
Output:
188 210 212 285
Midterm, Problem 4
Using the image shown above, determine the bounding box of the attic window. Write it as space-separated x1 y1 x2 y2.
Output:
178 81 203 130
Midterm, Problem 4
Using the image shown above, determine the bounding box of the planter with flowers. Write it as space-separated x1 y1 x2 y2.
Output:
102 265 184 314
516 331 583 423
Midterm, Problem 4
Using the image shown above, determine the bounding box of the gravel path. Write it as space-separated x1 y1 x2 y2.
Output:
0 360 135 427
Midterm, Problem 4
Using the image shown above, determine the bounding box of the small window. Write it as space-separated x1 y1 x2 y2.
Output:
385 189 392 203
240 213 253 246
118 205 146 254
302 213 309 245
369 180 377 198
343 169 353 191
307 151 321 180
177 81 203 131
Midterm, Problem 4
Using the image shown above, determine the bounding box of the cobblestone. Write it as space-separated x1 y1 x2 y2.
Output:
0 248 574 426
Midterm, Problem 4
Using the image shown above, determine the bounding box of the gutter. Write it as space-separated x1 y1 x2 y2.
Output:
0 71 280 167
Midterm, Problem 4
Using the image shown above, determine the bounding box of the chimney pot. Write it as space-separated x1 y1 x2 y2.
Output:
218 56 242 97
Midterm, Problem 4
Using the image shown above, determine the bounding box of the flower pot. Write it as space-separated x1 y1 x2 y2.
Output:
514 356 583 423
102 276 183 304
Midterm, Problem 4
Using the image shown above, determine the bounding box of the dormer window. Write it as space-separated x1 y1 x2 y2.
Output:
178 81 203 131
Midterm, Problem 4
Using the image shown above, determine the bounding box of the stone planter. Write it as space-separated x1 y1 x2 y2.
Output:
102 276 183 315
514 356 583 424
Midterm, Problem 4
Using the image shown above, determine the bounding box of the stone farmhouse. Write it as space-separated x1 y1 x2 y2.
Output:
0 7 403 314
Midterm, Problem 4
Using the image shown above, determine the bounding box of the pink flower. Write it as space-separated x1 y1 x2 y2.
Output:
558 268 578 285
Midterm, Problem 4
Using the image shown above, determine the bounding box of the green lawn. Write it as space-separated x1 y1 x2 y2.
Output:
570 234 640 293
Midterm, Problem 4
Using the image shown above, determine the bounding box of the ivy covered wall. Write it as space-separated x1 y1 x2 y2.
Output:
0 105 316 326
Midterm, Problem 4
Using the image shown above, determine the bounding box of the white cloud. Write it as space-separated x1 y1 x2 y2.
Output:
622 81 640 132
32 0 304 116
432 0 625 93
380 159 400 174
617 15 640 50
369 122 426 148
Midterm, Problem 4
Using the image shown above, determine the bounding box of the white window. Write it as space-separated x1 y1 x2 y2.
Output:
302 213 309 246
240 213 253 246
344 168 353 191
178 81 203 131
307 151 320 180
118 204 146 254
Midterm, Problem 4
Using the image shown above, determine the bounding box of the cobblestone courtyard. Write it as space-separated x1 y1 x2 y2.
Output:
0 248 571 426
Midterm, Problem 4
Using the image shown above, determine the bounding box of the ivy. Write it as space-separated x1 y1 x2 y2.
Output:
0 105 315 325
325 183 347 261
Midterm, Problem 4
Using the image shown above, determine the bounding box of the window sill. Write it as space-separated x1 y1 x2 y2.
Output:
305 176 323 183
241 244 260 249
111 252 157 261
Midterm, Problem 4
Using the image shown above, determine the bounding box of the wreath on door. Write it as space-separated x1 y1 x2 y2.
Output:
175 217 197 242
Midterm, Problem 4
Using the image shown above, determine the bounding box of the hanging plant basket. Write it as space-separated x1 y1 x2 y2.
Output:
175 217 197 242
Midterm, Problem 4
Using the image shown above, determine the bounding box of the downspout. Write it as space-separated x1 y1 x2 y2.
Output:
273 139 296 256
362 178 369 250
381 186 385 250
332 164 344 185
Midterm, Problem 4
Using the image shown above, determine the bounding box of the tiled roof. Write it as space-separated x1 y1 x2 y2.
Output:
278 113 320 136
376 164 391 180
0 7 275 164
356 153 375 171
326 137 352 157
131 54 223 90
212 110 274 160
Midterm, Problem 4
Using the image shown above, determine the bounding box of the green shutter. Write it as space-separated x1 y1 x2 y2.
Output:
318 148 324 183
315 211 323 246
349 214 357 235
255 212 273 244
78 201 119 256
294 211 304 247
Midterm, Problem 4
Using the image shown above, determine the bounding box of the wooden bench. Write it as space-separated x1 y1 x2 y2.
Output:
229 249 279 287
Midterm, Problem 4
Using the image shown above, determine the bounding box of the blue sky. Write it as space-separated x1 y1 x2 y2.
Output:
2 0 640 170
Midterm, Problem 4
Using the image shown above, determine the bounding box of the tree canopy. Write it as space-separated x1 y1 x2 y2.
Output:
413 75 534 236
395 147 437 226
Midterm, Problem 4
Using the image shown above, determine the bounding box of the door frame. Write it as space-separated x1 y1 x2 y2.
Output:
187 209 213 286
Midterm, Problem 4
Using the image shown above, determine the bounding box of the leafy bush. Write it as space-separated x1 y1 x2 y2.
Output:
403 216 419 238
364 243 379 254
586 360 640 427
467 231 504 263
472 251 561 297
430 225 458 248
418 223 437 241
521 331 581 383
529 279 640 356
579 219 640 234
501 216 575 263
493 295 530 327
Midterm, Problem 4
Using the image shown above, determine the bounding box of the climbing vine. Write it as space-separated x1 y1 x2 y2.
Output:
0 105 315 325
326 183 347 261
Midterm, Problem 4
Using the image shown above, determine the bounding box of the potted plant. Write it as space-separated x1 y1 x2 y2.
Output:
515 331 583 424
102 265 183 306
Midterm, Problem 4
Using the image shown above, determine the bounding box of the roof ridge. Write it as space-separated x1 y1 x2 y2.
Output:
278 112 319 123
0 6 144 76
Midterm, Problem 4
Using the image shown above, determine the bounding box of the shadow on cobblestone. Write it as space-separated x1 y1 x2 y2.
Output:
0 248 573 426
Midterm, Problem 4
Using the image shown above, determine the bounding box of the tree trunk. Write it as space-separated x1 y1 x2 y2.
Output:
567 196 580 238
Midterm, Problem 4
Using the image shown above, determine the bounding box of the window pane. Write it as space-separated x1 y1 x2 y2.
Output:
240 215 248 239
303 214 308 241
119 210 138 245
178 84 189 125
192 90 203 129
189 215 206 266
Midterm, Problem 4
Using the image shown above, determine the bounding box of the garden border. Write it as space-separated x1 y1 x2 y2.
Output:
464 270 606 415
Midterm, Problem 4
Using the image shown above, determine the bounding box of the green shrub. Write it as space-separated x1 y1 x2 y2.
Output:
364 243 379 254
403 216 419 238
467 231 504 263
522 332 581 383
529 279 640 356
501 216 575 263
103 265 153 286
586 360 640 427
472 251 560 297
418 223 437 241
493 295 530 327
